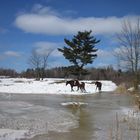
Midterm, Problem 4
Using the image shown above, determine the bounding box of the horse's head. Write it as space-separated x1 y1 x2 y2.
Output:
94 81 99 85
66 81 69 86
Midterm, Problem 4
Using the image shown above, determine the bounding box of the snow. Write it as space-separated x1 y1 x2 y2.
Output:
61 102 88 107
0 78 117 140
0 78 117 95
0 129 29 140
128 85 140 92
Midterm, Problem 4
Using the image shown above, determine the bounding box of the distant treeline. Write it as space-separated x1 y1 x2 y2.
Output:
0 67 137 86
0 68 18 78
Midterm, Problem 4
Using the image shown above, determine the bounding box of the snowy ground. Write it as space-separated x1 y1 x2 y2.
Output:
0 78 117 95
0 78 118 140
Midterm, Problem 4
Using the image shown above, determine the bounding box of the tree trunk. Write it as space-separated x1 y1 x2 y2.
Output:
133 72 139 91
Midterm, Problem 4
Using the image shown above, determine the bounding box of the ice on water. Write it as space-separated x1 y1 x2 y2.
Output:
0 101 78 140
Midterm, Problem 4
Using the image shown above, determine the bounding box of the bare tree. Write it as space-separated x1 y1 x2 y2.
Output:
29 50 41 80
29 48 53 80
40 49 53 80
115 18 140 90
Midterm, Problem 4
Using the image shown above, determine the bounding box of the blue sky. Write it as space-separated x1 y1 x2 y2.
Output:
0 0 140 72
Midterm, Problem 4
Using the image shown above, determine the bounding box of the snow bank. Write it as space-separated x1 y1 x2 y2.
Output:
128 85 140 92
0 78 117 95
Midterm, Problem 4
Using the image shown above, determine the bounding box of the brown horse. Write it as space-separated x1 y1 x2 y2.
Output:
66 80 86 92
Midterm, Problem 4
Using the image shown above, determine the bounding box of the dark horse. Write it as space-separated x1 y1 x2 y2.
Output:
94 81 102 92
66 80 86 92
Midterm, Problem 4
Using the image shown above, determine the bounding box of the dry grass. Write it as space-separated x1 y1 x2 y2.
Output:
115 83 128 94
108 111 140 140
133 94 140 110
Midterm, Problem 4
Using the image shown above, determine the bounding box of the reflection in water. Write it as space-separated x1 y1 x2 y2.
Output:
45 106 95 140
70 107 95 140
62 95 96 139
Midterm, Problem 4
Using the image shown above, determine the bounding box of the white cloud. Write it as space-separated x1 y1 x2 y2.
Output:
4 51 21 57
14 5 139 35
97 49 113 58
34 41 63 57
0 51 21 61
93 49 116 68
31 4 59 16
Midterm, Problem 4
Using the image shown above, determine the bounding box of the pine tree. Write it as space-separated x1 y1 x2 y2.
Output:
58 30 100 79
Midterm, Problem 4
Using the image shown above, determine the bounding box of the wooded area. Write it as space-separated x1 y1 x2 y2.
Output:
0 67 137 88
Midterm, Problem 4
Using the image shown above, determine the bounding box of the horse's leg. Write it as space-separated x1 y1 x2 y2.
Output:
99 86 101 93
80 83 85 92
77 86 79 91
80 87 83 92
82 86 85 92
83 86 86 92
71 86 74 91
82 83 86 92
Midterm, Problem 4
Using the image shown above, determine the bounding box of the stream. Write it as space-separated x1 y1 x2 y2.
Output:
0 92 138 140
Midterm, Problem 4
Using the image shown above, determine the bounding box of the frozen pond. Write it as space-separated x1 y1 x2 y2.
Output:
0 92 138 140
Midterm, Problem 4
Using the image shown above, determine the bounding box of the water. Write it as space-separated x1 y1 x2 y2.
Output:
0 92 136 140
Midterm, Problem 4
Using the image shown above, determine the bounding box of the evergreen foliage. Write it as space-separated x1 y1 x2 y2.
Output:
58 30 100 79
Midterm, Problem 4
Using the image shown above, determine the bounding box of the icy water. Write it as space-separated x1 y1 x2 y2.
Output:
0 92 137 140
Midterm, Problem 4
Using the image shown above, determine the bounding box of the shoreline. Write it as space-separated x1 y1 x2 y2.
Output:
0 78 117 95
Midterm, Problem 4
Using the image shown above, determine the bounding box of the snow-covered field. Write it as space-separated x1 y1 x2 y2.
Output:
0 78 117 95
